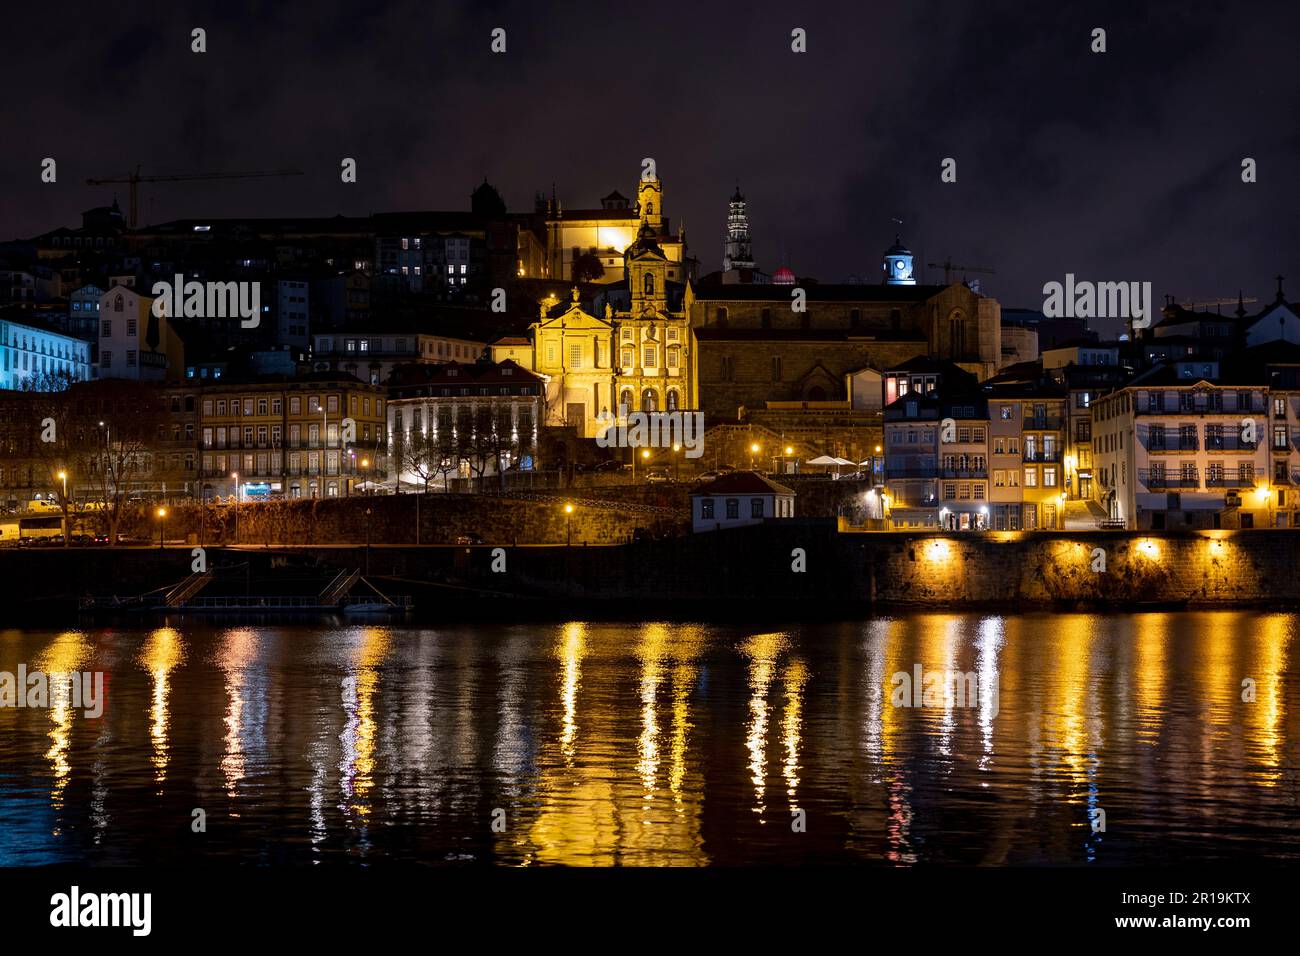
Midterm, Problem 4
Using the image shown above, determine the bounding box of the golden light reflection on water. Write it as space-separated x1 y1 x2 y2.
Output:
218 628 258 803
741 632 789 821
1133 613 1170 747
339 627 391 820
33 631 91 829
781 657 807 812
7 614 1300 866
1041 615 1094 786
557 622 585 765
1244 614 1289 785
526 623 709 866
636 624 667 801
139 627 183 786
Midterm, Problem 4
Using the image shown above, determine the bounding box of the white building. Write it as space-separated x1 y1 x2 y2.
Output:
690 472 795 532
0 317 92 390
97 286 185 381
1092 363 1272 529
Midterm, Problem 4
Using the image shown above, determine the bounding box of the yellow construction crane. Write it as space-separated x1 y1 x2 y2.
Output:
85 166 304 228
926 257 997 285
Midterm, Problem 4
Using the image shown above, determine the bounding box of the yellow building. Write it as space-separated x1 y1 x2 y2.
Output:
528 168 689 285
530 222 699 437
199 373 387 499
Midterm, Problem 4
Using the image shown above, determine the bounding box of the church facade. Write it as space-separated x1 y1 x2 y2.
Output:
529 173 698 436
527 172 691 286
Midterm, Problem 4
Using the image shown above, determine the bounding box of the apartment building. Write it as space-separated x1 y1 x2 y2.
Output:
1091 362 1271 529
199 373 387 500
312 326 487 385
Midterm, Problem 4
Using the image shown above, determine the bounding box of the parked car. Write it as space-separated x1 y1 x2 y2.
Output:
455 533 483 545
644 468 672 484
593 460 626 472
694 470 721 483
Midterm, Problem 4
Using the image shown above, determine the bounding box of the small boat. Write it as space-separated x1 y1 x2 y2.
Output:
341 599 413 617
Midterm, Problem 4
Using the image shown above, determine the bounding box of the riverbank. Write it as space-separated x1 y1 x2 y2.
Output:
3 523 1297 623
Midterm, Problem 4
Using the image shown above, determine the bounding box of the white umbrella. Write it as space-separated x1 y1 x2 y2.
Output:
807 455 839 465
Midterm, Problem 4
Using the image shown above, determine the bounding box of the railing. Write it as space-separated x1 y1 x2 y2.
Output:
1206 471 1254 488
885 467 938 479
1023 417 1063 431
1023 451 1062 462
1146 439 1199 452
1204 436 1257 451
1141 471 1199 490
939 468 988 479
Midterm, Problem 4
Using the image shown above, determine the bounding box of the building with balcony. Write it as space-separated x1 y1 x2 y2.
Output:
198 373 386 500
1091 363 1271 529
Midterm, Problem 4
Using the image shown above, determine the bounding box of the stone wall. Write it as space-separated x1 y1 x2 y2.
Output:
119 493 687 547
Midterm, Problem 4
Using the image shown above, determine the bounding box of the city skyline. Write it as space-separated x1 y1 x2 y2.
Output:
2 0 1298 328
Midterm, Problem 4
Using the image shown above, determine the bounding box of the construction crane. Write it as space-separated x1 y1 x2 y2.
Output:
926 257 997 285
1181 295 1258 313
85 166 305 228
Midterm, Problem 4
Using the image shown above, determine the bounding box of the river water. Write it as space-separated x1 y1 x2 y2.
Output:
1 613 1297 865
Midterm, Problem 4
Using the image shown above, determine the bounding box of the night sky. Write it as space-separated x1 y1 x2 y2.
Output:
4 0 1298 324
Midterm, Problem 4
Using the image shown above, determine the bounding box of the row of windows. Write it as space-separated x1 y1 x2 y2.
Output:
5 332 84 359
200 394 382 417
202 451 363 476
699 497 790 519
202 422 381 448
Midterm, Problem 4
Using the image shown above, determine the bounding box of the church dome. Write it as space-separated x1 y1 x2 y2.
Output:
773 266 796 285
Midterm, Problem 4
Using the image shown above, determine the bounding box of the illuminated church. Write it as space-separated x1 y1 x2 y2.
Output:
527 173 691 286
529 167 698 436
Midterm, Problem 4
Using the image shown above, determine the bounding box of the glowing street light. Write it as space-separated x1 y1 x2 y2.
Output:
156 506 168 549
750 442 761 470
232 471 241 543
564 502 575 546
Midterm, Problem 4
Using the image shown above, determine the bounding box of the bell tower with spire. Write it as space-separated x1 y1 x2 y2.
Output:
722 186 755 272
637 172 663 232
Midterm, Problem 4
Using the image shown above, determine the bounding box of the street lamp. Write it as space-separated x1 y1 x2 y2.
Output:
750 442 761 471
1256 483 1271 527
57 470 68 546
360 456 370 494
564 502 574 546
672 443 681 482
156 506 167 549
1058 491 1067 530
232 471 240 543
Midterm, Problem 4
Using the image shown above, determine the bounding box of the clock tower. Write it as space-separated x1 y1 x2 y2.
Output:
882 235 916 286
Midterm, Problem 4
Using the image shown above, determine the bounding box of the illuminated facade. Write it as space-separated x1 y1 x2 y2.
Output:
1092 366 1273 530
199 374 387 500
528 166 689 285
531 220 699 437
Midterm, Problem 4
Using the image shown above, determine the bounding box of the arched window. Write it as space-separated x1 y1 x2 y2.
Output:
715 307 728 328
641 388 658 412
666 389 680 411
114 294 124 313
619 389 633 415
948 310 966 358
644 272 655 297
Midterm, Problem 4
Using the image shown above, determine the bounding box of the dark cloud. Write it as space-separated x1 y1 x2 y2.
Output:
2 0 1297 325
